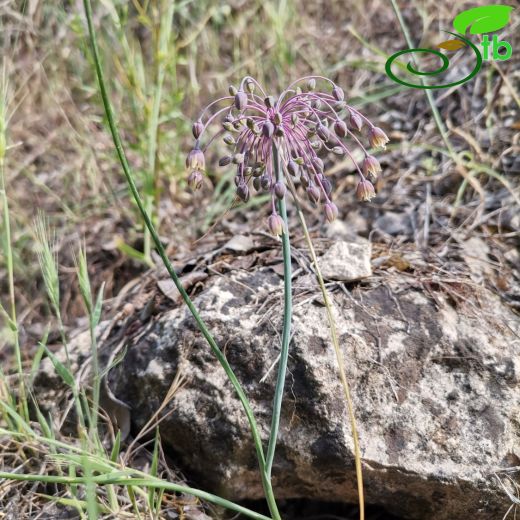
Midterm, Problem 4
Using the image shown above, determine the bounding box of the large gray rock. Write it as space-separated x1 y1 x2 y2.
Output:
39 240 520 519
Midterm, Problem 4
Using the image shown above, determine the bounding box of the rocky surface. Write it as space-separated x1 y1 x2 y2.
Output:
39 238 520 519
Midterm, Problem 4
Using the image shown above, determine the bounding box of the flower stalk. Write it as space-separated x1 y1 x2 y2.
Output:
265 143 292 478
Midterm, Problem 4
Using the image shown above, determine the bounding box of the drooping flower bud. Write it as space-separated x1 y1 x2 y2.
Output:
307 185 321 203
356 179 376 202
350 112 363 131
223 121 235 132
234 91 247 110
300 172 310 188
324 202 339 222
253 177 261 191
262 121 275 138
317 124 330 142
268 213 284 236
219 155 232 167
264 96 276 108
334 120 347 138
307 78 316 91
192 120 204 139
187 170 203 190
245 78 255 93
332 86 344 102
229 85 238 96
321 177 332 196
252 163 265 177
291 113 299 127
234 175 242 187
274 181 286 199
237 183 250 202
312 157 324 173
368 126 389 149
287 160 299 177
332 146 344 155
362 155 382 181
260 175 270 190
185 148 205 171
223 134 235 146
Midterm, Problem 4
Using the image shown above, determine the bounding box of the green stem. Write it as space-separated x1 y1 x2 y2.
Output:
81 2 280 518
265 143 292 478
0 109 28 422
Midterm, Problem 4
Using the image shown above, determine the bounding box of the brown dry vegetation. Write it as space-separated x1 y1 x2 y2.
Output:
0 0 519 518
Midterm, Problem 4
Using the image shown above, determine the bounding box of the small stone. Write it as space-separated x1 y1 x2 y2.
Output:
319 240 372 281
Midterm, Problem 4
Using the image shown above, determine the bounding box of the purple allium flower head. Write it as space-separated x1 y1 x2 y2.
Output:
186 76 388 231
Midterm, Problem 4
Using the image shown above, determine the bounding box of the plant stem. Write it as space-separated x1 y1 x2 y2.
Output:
265 143 292 479
296 205 365 520
81 2 280 517
0 70 28 422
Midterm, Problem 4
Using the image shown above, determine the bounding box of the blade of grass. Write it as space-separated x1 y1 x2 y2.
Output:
0 471 273 520
81 2 280 517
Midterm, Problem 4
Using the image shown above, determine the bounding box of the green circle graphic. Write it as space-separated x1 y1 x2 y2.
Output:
385 31 483 89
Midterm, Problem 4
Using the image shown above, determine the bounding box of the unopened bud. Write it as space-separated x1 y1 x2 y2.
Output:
192 120 204 139
356 179 376 202
245 78 255 93
188 170 203 190
301 172 310 188
312 157 324 172
350 112 363 131
234 91 247 110
317 124 330 142
253 177 261 191
274 181 286 199
268 213 284 236
307 185 321 203
287 160 299 176
223 134 235 146
334 120 347 138
321 177 333 196
273 112 283 125
237 183 250 202
362 155 382 181
264 96 275 108
307 78 316 91
324 202 338 222
186 148 205 171
332 86 345 101
332 146 344 155
219 155 232 167
261 175 271 190
291 113 299 127
262 121 275 138
223 121 235 131
368 126 389 149
229 85 238 96
311 140 322 151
